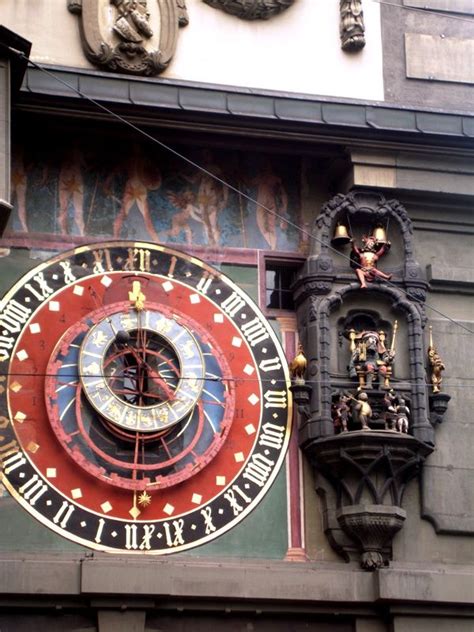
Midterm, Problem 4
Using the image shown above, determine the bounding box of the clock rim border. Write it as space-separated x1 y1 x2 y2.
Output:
1 240 293 555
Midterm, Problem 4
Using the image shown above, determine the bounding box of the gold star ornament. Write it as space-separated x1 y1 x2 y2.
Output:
138 491 152 508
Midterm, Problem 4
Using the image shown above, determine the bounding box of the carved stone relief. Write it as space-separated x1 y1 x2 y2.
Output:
340 0 365 51
202 0 295 20
68 0 188 76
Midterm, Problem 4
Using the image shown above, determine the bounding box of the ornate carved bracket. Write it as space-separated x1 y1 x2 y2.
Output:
203 0 295 20
308 431 432 569
290 380 312 421
429 391 451 425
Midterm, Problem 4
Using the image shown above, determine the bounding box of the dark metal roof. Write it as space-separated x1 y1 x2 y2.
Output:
20 66 474 143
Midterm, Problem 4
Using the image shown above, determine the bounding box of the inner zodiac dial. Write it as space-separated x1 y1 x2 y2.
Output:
0 242 291 553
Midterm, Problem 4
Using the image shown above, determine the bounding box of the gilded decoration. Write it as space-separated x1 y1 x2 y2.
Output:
68 0 188 76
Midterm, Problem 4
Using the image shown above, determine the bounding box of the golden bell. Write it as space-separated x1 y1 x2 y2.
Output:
331 223 351 246
372 225 388 244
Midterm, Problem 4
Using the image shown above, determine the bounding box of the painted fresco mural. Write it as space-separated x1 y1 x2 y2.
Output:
8 135 304 253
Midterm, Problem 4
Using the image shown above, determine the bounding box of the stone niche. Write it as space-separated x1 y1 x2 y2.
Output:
291 190 449 570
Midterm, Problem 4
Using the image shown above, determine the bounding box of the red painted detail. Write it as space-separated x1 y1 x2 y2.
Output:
9 272 261 521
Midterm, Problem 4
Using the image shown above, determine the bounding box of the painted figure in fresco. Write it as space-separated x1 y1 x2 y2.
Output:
11 147 28 232
58 147 85 236
353 392 372 430
351 235 392 289
246 161 288 250
348 330 395 390
162 190 204 244
250 161 288 251
185 150 229 246
112 148 162 241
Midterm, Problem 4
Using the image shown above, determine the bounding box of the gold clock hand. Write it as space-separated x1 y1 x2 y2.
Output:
129 431 141 520
129 280 146 311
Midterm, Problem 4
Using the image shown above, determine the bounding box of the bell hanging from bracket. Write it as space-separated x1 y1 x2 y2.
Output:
331 222 351 246
372 225 388 246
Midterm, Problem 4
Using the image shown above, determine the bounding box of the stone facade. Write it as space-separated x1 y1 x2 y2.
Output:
0 1 472 630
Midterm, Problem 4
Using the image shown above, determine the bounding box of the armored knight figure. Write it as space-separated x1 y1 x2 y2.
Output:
348 328 396 390
428 326 446 394
428 347 445 393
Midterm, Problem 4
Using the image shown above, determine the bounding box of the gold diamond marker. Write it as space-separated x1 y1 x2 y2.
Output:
27 442 40 454
129 505 141 519
10 381 22 393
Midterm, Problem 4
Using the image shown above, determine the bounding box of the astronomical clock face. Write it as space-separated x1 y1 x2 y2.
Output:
0 242 291 553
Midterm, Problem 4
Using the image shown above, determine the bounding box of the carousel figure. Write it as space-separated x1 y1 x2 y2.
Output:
395 398 410 434
347 322 397 390
332 392 350 433
351 227 392 289
428 326 446 394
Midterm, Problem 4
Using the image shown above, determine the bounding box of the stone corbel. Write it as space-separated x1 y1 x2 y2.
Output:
290 380 312 421
307 431 433 570
428 391 451 425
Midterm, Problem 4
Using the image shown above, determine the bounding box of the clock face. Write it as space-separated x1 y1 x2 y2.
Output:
0 242 291 553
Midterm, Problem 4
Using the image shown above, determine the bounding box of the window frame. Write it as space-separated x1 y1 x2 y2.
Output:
258 251 305 317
